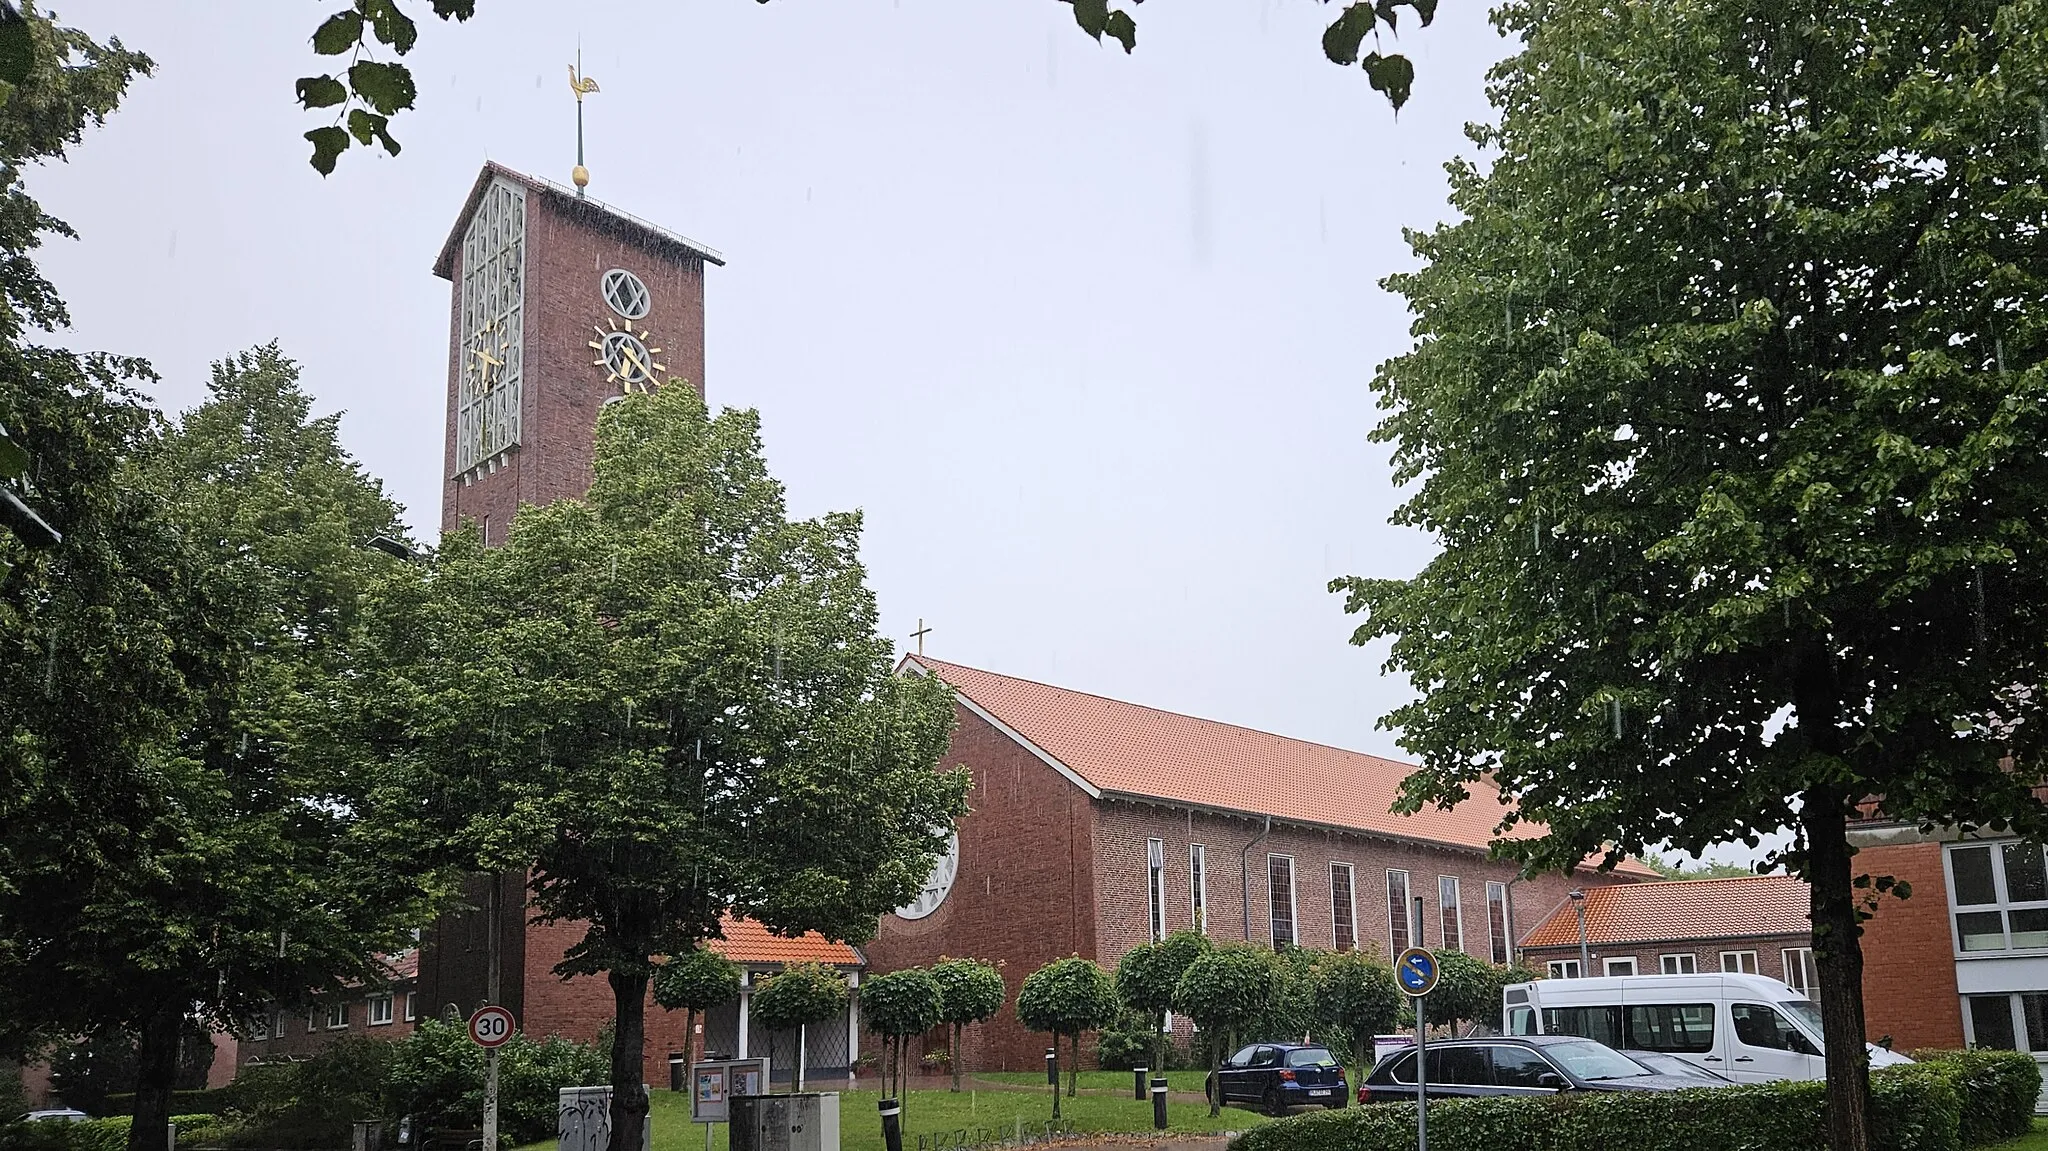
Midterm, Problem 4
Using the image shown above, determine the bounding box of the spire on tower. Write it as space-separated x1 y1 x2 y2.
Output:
568 47 600 196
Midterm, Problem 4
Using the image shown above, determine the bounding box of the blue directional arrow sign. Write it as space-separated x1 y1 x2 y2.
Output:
1395 947 1440 996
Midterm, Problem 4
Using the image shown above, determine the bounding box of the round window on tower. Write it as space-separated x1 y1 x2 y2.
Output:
601 268 650 319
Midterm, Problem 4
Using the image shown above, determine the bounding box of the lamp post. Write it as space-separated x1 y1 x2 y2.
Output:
1568 889 1589 976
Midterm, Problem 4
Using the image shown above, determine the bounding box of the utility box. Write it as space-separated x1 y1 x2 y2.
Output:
557 1086 652 1151
728 1092 840 1151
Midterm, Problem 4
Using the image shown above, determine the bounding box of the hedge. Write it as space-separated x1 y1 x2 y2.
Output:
0 1115 217 1151
1910 1050 2041 1146
99 1091 234 1118
1228 1064 1971 1151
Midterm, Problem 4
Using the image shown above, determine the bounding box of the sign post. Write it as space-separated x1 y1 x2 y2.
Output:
1396 908 1440 1151
468 1005 516 1151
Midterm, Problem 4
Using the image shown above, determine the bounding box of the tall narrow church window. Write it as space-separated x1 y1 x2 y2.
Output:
1268 854 1297 950
1146 838 1166 942
1387 869 1411 953
1439 876 1463 952
455 179 527 476
1330 863 1357 952
1190 844 1208 935
1487 881 1512 964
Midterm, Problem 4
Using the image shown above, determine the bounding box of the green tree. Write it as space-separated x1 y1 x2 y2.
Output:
1015 957 1116 1112
1113 933 1211 1076
747 962 850 1094
356 381 967 1151
858 967 945 1101
929 958 1006 1093
1311 950 1400 1081
1420 950 1503 1036
1329 0 2048 1145
1643 856 1757 881
1170 944 1282 1117
652 948 743 1071
289 0 1440 173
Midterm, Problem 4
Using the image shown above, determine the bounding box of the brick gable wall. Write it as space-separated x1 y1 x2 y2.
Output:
865 702 1099 1073
1856 841 1965 1050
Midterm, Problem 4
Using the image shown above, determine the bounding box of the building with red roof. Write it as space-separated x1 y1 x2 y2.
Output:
1517 876 1814 989
868 657 1654 1071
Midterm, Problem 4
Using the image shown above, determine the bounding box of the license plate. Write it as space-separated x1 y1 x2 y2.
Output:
1308 1089 1331 1097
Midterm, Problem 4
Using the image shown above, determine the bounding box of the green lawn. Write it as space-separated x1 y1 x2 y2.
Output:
970 1070 1214 1096
521 1084 1267 1151
1990 1118 2048 1150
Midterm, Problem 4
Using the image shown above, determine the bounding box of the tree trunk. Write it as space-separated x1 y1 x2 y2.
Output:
951 1022 962 1092
1804 787 1870 1151
126 999 182 1151
1067 1032 1079 1098
1154 1012 1168 1081
607 970 651 1151
1050 1033 1061 1121
684 1007 696 1068
1206 1034 1220 1119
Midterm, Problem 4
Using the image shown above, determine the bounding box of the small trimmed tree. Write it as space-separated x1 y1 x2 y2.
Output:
652 949 743 1066
1171 944 1283 1117
1424 951 1511 1037
930 958 1006 1092
1016 957 1117 1112
860 967 946 1100
1114 932 1211 1074
1312 950 1401 1081
747 962 849 1093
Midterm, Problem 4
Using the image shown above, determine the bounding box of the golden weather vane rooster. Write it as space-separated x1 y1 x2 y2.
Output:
569 50 599 194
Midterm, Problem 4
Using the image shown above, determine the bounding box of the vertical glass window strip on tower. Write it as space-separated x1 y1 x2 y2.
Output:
455 180 526 475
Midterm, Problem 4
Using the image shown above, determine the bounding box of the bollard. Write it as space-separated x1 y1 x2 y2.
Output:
1045 1047 1057 1085
879 1097 904 1151
1133 1066 1148 1100
1151 1077 1168 1130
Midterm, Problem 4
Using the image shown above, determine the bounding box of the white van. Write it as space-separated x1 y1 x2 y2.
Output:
1502 973 1911 1083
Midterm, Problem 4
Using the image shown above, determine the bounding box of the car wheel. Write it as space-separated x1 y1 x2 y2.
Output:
1264 1088 1287 1118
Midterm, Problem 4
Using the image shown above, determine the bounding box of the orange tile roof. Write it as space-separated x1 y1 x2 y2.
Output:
705 916 863 967
906 656 1657 878
1519 875 1810 948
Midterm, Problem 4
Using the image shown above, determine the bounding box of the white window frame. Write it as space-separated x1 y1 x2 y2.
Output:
1944 841 2048 958
1486 881 1511 965
1782 948 1815 996
1146 838 1166 942
326 1001 349 1030
1960 991 2048 1053
368 993 395 1027
1387 869 1412 954
307 1009 319 1034
1330 862 1358 952
1660 953 1698 975
1439 876 1464 953
1720 950 1759 975
1547 959 1582 979
1190 844 1208 936
405 992 417 1022
1603 957 1638 976
1268 853 1298 950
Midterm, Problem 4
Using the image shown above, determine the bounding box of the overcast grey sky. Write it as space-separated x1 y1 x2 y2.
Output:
31 2 1758 865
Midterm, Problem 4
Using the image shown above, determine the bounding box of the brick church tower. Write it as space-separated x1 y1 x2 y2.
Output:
432 162 723 540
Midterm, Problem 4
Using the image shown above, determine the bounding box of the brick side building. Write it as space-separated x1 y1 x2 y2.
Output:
867 656 1656 1072
237 951 421 1065
1517 876 1814 991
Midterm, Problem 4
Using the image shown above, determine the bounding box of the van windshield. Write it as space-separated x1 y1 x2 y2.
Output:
1780 1000 1826 1045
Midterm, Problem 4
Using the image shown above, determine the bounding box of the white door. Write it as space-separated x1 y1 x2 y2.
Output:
1727 1002 1824 1082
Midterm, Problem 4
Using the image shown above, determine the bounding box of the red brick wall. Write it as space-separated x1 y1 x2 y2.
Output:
1089 804 1602 972
1519 935 1812 983
1858 841 1964 1051
866 703 1100 1073
235 981 417 1066
441 177 710 538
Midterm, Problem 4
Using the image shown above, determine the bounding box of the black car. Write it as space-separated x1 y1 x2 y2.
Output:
1358 1035 1712 1103
1207 1043 1349 1115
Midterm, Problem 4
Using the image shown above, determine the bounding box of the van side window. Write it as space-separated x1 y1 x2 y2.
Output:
1625 1004 1715 1053
1508 1006 1537 1036
1542 1005 1623 1048
1731 1003 1819 1055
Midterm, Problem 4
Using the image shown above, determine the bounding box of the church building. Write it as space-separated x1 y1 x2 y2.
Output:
867 656 1657 1071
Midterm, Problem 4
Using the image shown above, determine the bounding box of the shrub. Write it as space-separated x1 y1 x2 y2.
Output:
99 1090 233 1118
0 1116 216 1151
1911 1049 2040 1146
1227 1065 1971 1151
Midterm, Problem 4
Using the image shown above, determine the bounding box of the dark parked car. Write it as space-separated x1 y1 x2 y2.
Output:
1358 1035 1713 1103
1207 1043 1349 1115
1620 1049 1733 1083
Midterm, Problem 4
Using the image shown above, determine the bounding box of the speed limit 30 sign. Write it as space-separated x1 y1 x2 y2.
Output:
468 1004 517 1048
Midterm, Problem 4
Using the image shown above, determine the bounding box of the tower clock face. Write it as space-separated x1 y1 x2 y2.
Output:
590 319 665 392
894 831 959 921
